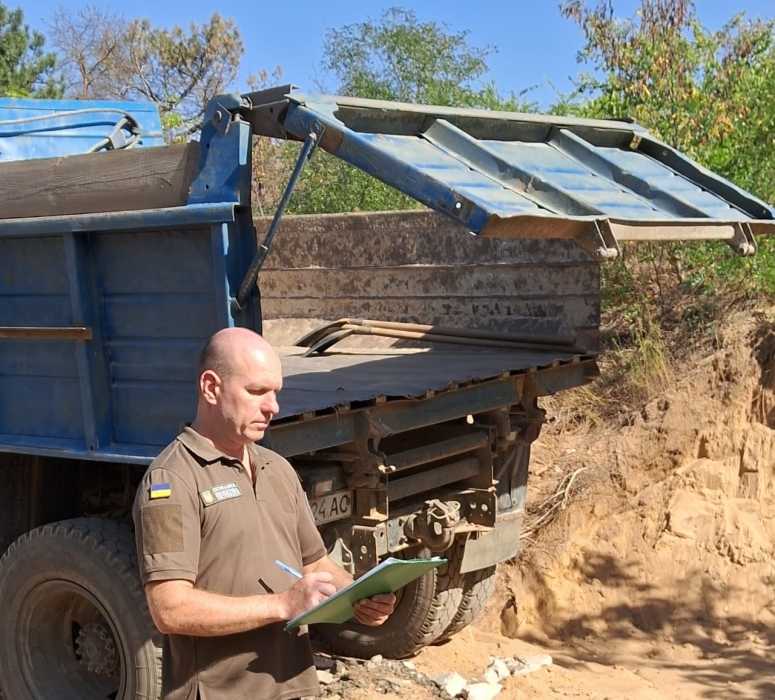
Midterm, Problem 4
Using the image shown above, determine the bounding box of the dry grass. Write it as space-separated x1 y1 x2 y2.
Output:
520 466 588 542
519 287 755 552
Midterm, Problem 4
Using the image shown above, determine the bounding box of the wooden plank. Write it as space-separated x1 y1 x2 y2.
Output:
260 298 598 350
0 143 199 219
610 221 735 241
0 326 91 340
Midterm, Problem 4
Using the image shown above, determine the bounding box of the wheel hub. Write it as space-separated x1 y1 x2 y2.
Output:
75 622 118 676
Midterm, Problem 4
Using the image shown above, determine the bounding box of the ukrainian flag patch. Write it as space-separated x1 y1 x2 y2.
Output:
150 483 172 499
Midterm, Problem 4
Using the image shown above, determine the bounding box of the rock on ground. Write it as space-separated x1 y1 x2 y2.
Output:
431 670 467 697
465 682 502 700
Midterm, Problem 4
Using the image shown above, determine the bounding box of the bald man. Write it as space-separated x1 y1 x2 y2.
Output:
132 328 395 700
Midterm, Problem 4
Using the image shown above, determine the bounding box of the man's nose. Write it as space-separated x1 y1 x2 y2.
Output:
264 391 280 415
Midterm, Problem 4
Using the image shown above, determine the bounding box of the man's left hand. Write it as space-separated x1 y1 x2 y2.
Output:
353 593 396 626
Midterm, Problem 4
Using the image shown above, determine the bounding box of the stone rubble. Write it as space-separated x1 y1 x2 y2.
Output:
332 660 349 679
464 682 502 700
313 647 553 699
482 658 511 684
430 670 467 697
506 653 554 677
316 670 335 685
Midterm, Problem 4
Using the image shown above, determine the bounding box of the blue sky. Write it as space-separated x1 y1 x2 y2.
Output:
20 0 775 109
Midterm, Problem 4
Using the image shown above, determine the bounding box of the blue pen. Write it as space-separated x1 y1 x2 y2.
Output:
275 559 303 579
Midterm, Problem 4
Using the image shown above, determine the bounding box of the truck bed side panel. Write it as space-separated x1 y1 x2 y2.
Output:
0 237 84 442
260 210 600 353
0 214 260 459
93 228 220 445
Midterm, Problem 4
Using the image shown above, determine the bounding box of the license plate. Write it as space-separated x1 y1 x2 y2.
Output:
309 490 354 525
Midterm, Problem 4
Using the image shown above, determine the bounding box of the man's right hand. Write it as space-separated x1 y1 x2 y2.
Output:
278 572 336 620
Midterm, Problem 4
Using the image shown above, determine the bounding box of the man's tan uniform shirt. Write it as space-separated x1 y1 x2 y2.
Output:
133 427 326 700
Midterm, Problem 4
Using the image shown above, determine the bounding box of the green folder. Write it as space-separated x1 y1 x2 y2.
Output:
284 556 446 631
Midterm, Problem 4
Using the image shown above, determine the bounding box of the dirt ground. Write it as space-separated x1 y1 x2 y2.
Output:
326 310 775 699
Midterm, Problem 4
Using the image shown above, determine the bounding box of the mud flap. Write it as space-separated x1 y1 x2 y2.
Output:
460 516 523 574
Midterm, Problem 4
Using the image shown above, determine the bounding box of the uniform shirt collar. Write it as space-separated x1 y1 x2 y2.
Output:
177 426 264 466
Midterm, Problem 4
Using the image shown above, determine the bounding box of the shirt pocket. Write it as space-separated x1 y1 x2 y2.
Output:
266 474 294 514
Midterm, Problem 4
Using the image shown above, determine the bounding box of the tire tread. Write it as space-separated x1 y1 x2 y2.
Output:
0 517 162 699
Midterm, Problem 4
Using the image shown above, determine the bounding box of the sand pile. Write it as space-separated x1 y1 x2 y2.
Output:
488 312 775 652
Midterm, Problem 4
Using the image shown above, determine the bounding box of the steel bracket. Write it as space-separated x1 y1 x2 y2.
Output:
189 114 253 207
728 222 757 257
575 220 620 261
459 489 498 527
333 409 393 519
201 93 244 131
345 409 392 486
386 515 411 550
518 374 549 425
327 535 356 576
349 524 388 573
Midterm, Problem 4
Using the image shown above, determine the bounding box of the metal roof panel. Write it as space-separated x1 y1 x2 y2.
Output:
263 92 774 259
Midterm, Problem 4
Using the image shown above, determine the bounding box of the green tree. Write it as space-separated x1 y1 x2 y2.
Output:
281 7 532 215
560 0 775 316
562 0 775 201
322 7 520 108
0 3 62 97
48 7 243 139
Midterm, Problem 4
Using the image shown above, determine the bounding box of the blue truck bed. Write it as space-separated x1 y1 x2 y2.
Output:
0 89 772 465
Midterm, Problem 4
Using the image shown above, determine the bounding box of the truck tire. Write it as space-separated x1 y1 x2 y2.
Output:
0 518 161 700
315 543 465 659
435 564 497 643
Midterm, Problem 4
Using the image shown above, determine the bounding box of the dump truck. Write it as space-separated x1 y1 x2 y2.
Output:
0 87 773 700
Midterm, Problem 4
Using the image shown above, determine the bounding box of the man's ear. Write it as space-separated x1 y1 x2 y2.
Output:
199 370 221 405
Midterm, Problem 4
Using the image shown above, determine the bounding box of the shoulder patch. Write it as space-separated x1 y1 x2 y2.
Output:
150 483 171 499
199 481 242 507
